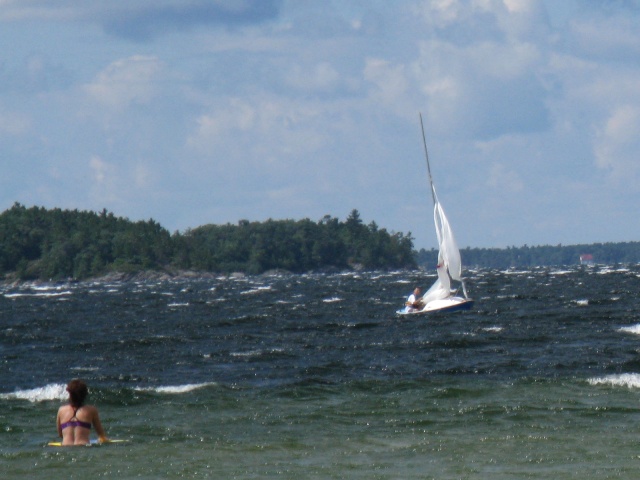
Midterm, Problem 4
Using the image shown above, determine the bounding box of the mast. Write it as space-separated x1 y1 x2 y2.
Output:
419 113 470 301
419 113 437 206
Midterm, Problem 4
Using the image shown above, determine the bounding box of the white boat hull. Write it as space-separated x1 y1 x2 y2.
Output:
396 296 474 315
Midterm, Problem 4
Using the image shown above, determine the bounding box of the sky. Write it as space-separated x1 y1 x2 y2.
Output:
1 0 639 250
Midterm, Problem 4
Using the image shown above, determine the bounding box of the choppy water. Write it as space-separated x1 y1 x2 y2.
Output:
2 266 640 479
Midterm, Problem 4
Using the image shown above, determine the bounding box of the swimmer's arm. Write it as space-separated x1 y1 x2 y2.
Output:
90 406 109 443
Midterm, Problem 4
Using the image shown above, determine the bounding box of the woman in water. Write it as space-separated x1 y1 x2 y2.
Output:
56 379 108 446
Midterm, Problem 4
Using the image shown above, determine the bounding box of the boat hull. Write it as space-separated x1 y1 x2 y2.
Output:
396 297 474 315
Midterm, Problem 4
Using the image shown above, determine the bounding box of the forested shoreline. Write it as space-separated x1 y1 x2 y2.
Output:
417 242 640 269
2 203 639 283
0 203 415 281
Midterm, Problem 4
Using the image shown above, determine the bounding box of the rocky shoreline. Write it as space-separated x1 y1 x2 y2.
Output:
1 265 364 287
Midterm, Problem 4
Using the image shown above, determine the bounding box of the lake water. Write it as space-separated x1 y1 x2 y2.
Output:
2 266 640 479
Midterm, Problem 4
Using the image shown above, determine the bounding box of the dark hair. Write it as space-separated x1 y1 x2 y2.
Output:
66 379 89 408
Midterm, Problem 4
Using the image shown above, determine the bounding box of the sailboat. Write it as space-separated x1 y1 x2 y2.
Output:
397 114 474 315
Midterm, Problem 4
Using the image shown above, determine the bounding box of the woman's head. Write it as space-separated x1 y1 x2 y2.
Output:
66 379 88 407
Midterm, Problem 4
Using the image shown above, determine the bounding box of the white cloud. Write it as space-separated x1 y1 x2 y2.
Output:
413 0 547 39
569 13 640 61
133 163 154 189
0 1 282 39
83 55 162 110
413 35 548 139
186 95 332 162
87 154 159 209
89 155 113 186
544 13 640 191
186 99 257 153
285 62 341 92
503 0 531 13
487 162 525 193
88 155 123 206
364 58 408 106
0 0 78 21
498 0 548 41
594 105 640 187
415 0 464 26
0 110 29 135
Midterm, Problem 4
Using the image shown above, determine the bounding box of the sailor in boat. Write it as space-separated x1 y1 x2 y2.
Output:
405 287 425 312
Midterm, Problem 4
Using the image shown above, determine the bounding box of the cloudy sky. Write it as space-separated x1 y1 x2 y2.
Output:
1 0 639 250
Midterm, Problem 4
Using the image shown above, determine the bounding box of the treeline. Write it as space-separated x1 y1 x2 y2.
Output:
417 242 640 270
5 203 638 282
0 204 416 281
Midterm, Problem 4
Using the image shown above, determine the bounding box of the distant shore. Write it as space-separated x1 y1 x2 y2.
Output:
0 265 368 287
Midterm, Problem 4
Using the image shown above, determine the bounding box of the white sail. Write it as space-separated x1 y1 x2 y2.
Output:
434 191 462 280
421 190 465 304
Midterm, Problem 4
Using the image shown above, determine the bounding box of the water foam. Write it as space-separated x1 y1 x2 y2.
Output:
588 373 640 389
4 291 72 298
482 326 503 333
322 297 343 303
618 324 640 335
241 286 273 295
135 382 216 394
0 383 67 402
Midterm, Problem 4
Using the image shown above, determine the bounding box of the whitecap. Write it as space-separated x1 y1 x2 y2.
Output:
322 297 342 303
0 383 66 402
597 268 629 275
136 382 216 394
230 350 263 358
482 326 503 333
588 373 640 389
230 347 284 358
4 291 72 298
574 299 589 306
240 286 272 295
618 324 640 335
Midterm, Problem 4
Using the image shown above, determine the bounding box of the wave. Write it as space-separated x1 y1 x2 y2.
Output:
550 269 573 275
322 297 343 303
618 324 640 335
482 326 503 333
240 286 273 295
134 382 216 394
1 381 218 402
229 348 287 359
4 291 73 298
597 267 631 275
0 383 67 402
588 373 640 389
